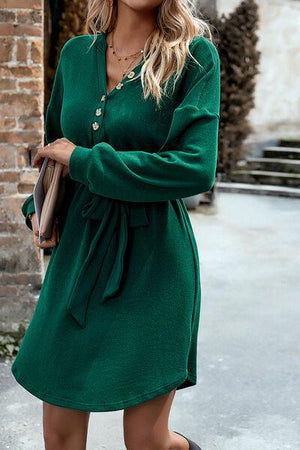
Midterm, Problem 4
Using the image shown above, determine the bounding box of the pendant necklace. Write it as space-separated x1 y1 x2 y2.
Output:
108 29 144 79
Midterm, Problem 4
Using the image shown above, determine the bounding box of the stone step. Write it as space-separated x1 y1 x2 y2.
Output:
263 146 300 160
215 181 300 198
279 138 300 148
237 157 300 173
230 170 300 187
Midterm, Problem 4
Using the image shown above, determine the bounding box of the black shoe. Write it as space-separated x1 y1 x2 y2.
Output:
174 430 202 450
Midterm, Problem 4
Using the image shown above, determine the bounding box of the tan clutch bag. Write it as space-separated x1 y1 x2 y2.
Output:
33 157 66 243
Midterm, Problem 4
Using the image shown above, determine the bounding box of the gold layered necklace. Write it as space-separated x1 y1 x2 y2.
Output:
108 29 145 79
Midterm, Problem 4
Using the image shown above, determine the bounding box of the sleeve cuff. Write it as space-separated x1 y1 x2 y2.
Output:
21 194 35 231
68 145 92 185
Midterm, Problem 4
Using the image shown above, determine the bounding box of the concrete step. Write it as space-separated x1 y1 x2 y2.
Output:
237 157 300 173
263 146 300 160
279 138 300 148
215 181 300 198
230 170 300 187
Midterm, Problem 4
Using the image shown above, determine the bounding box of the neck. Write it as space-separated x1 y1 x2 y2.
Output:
111 1 157 53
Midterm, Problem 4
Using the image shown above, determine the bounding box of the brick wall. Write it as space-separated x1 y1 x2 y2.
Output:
0 0 44 336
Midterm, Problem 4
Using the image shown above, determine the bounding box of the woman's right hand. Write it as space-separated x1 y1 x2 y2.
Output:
30 213 59 248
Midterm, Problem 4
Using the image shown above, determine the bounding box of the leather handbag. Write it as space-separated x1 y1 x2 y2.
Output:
33 157 66 244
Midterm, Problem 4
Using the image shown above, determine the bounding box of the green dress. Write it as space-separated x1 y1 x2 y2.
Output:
11 31 220 412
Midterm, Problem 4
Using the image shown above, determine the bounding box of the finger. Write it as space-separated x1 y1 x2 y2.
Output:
33 234 47 249
44 220 59 247
33 144 51 168
32 154 41 169
35 222 58 248
38 237 57 249
33 154 45 169
31 218 39 237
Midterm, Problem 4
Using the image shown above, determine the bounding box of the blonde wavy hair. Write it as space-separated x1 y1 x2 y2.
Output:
85 0 215 107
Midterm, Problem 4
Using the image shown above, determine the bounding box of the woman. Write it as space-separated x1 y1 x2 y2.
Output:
11 0 220 448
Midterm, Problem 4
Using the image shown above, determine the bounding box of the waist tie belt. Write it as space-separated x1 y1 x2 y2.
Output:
66 194 149 328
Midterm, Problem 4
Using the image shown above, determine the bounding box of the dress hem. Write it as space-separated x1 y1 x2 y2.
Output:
11 364 197 412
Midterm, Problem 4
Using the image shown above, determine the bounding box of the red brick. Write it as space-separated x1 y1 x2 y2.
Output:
17 9 42 25
0 130 42 145
0 117 16 129
0 78 16 90
0 171 19 182
0 182 18 195
0 65 42 78
30 38 42 64
0 92 42 116
16 37 28 63
0 23 13 35
0 103 42 117
0 23 42 37
18 115 42 131
0 9 16 22
18 79 43 91
0 37 13 62
0 65 42 79
0 144 16 168
0 0 42 9
17 145 33 168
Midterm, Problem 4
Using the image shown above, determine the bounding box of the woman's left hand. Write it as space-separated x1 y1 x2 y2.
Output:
33 138 77 174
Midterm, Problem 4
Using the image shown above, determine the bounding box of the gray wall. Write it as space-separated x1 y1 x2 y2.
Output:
217 0 300 151
197 0 217 15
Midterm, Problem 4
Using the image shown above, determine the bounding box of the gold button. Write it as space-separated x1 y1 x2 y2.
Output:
92 122 99 131
116 82 123 90
95 108 102 116
101 95 106 102
127 71 135 79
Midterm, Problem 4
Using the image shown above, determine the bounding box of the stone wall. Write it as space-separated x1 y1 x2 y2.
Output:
0 0 44 336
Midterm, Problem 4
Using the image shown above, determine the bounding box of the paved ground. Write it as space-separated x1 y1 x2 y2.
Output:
1 192 300 450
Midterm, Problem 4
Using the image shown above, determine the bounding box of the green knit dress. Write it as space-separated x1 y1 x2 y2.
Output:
11 31 220 412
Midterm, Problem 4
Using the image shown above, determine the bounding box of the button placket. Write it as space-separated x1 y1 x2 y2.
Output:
95 32 144 102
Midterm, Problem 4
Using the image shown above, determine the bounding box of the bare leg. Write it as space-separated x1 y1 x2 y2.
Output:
43 401 90 450
123 388 189 450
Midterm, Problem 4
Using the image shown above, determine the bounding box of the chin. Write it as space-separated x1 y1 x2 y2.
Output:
120 0 163 12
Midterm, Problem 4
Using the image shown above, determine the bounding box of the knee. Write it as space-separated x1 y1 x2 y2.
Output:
44 429 69 450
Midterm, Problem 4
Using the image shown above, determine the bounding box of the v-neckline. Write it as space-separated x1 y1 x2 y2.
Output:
96 31 144 100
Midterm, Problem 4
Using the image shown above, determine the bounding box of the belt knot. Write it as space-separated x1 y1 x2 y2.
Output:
66 194 149 328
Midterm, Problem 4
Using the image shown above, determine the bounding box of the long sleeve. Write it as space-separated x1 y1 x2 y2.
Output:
68 37 221 203
21 48 65 230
